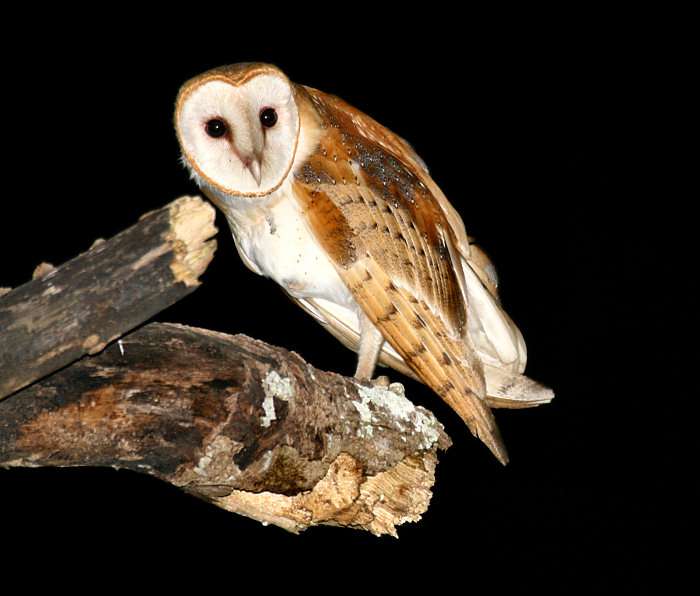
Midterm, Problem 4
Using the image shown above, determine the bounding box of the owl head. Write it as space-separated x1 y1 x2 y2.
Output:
175 63 300 200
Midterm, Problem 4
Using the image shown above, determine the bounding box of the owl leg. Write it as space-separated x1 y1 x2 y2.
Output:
354 310 385 380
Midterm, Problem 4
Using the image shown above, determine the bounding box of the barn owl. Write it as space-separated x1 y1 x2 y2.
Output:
174 62 553 465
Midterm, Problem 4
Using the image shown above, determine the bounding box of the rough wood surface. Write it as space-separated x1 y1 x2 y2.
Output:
0 322 451 536
0 196 217 399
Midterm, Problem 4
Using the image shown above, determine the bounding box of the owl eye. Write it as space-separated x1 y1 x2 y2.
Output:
259 108 278 128
205 119 227 138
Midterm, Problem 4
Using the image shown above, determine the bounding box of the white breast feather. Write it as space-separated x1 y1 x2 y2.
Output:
218 180 356 309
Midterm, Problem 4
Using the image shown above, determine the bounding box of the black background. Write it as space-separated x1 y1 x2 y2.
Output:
1 10 690 592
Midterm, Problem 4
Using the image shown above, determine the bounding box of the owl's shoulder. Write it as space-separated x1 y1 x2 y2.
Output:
297 85 430 176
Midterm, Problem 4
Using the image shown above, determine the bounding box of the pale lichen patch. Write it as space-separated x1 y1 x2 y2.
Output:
261 395 277 427
192 435 241 481
352 396 373 423
260 370 294 427
409 410 442 448
353 383 442 449
356 383 415 421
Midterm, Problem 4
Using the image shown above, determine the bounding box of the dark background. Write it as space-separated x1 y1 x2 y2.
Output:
1 10 689 592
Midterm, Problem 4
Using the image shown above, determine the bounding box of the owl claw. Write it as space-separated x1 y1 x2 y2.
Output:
371 375 390 388
368 376 405 397
388 382 405 397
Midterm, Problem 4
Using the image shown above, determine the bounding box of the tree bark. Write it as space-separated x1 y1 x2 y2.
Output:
0 322 451 536
0 196 217 399
0 195 451 535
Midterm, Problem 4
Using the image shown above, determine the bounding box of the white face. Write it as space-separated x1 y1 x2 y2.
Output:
176 73 300 197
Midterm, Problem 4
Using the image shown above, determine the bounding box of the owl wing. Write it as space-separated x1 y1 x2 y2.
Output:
292 277 554 410
291 88 527 463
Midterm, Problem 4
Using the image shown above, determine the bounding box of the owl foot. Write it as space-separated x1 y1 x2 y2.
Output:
370 375 405 396
371 375 390 387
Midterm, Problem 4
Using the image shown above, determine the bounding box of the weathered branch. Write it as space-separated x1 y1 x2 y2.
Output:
0 195 451 535
0 196 217 399
0 322 451 536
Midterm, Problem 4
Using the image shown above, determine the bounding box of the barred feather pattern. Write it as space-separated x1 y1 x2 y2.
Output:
292 86 509 463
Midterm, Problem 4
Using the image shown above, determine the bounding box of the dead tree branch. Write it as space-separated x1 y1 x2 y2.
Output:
0 322 451 536
0 196 217 399
0 195 451 536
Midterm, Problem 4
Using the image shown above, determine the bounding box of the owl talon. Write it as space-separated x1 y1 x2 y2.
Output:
368 376 405 397
388 382 405 397
370 375 390 388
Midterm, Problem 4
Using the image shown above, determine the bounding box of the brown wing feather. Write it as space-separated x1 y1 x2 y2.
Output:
344 258 508 464
297 87 467 337
292 86 508 464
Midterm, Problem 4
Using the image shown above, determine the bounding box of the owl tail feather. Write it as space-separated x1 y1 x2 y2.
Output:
344 259 509 465
484 365 555 409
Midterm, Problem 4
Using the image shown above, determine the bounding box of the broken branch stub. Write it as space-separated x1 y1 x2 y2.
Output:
0 322 451 536
0 196 217 400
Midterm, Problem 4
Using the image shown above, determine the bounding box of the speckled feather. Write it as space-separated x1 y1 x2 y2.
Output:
290 85 508 463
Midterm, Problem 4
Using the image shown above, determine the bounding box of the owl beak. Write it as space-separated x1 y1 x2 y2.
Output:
246 156 263 187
